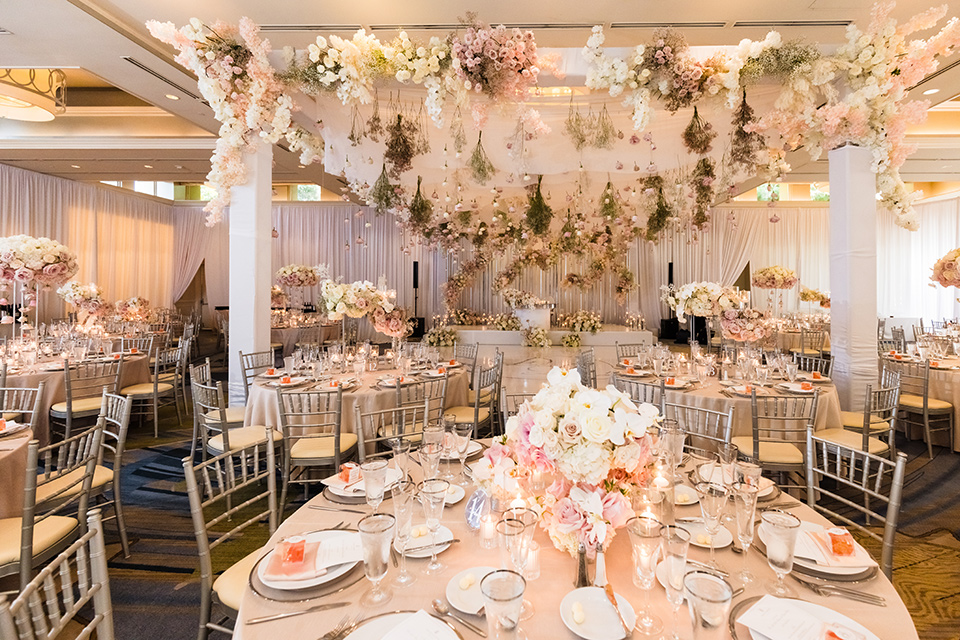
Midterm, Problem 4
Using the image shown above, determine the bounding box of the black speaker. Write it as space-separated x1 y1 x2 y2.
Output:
412 261 420 289
668 261 674 286
411 317 426 338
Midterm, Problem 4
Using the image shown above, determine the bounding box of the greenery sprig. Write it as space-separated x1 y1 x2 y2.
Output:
408 176 433 229
369 164 397 215
384 114 417 178
729 92 767 174
691 157 716 229
598 181 622 222
525 175 553 235
469 132 497 184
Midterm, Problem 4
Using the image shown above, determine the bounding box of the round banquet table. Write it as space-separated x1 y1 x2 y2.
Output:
243 366 470 450
775 329 832 353
609 372 844 438
233 441 917 640
0 428 32 518
882 354 960 453
270 324 341 358
4 355 151 446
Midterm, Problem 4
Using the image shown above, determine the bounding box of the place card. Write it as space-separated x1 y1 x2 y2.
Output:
314 532 364 571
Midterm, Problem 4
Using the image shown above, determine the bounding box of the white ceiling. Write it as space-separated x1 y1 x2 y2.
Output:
0 0 959 191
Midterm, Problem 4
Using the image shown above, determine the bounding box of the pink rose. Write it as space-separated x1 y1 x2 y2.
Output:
14 268 32 283
484 442 511 467
601 490 632 529
553 497 586 535
547 476 572 500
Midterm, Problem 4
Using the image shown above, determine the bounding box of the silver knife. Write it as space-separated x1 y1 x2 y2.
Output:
404 538 461 554
246 601 350 625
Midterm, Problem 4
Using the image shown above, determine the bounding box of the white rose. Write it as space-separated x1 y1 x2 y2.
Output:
580 411 612 444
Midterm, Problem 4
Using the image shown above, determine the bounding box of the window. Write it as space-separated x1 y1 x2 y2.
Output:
810 183 830 201
296 184 322 201
756 183 780 202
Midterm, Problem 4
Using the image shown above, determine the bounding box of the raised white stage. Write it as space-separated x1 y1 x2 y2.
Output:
453 324 654 347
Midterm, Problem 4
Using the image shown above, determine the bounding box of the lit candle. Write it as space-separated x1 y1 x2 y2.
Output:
479 514 497 549
525 541 541 580
510 493 525 509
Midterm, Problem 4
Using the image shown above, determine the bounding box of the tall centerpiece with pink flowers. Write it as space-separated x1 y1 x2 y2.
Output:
276 264 320 312
472 367 660 558
720 307 770 343
751 265 798 317
57 281 107 326
0 235 79 333
931 248 960 290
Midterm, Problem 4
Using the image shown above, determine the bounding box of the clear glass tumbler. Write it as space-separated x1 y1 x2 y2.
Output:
358 512 395 607
480 569 527 640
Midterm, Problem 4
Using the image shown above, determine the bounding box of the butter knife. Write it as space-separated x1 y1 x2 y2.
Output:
603 584 632 638
246 601 350 625
403 538 461 554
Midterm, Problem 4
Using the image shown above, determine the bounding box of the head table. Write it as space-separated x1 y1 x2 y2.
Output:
233 441 917 640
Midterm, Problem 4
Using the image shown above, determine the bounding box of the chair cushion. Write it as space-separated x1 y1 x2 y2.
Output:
816 429 890 456
158 372 177 382
204 405 247 425
731 436 803 465
121 382 175 396
207 426 282 455
2 412 21 421
788 348 822 355
839 410 890 432
0 515 78 564
443 406 490 425
34 465 113 504
50 396 103 415
289 432 358 460
899 393 953 411
213 548 265 612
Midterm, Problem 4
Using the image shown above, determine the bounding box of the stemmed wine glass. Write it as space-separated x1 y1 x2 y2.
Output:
454 423 473 486
391 480 417 587
358 512 395 607
418 443 441 480
390 438 412 481
733 482 760 583
440 414 458 481
717 442 739 523
761 509 801 597
695 481 729 570
496 518 536 620
660 525 691 640
626 515 663 637
419 479 449 575
361 459 388 512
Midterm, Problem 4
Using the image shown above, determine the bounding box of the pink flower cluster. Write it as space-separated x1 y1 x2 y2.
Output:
720 308 769 342
931 248 960 289
0 235 79 288
452 22 541 100
751 265 798 290
371 306 412 338
548 483 632 552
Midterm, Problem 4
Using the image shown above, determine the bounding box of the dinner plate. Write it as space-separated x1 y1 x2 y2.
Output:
696 468 777 498
341 610 462 640
260 371 286 379
256 529 360 590
795 373 831 383
727 385 770 397
682 521 733 549
655 559 685 600
324 468 403 497
775 382 816 395
264 376 311 388
0 421 30 438
618 369 652 378
443 361 463 369
378 376 417 387
445 566 497 615
735 597 879 640
421 369 449 378
441 441 482 460
674 484 700 506
560 586 637 640
398 525 454 558
418 483 466 506
663 379 692 390
757 520 874 578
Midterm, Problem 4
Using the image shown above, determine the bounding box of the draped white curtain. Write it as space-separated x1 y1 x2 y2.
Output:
0 163 175 320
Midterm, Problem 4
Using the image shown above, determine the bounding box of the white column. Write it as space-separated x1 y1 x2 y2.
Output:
828 144 878 409
228 140 273 405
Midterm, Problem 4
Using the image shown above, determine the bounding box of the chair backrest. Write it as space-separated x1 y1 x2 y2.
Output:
501 390 537 424
0 510 115 640
355 400 430 462
877 339 902 355
805 430 907 579
97 392 133 469
182 433 276 632
297 325 321 345
154 344 182 381
276 387 346 466
0 382 45 429
611 376 665 413
64 358 123 403
853 380 900 451
0 360 6 387
877 318 886 340
885 359 929 406
191 378 231 451
615 343 646 360
576 348 597 388
748 391 819 466
239 350 274 399
663 402 733 450
396 374 448 428
889 327 906 352
792 353 833 377
20 421 103 588
454 342 479 387
471 352 502 436
799 328 825 352
121 335 155 357
189 357 213 386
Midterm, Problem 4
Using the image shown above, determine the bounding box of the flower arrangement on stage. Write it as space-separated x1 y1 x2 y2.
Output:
0 235 78 288
800 286 826 303
561 333 582 348
560 310 602 334
751 265 798 290
492 313 522 331
446 308 487 326
502 288 549 310
720 308 770 342
276 264 320 288
660 282 742 322
472 367 660 556
57 282 106 316
521 326 551 348
270 285 288 308
116 296 150 321
423 325 459 347
931 248 960 289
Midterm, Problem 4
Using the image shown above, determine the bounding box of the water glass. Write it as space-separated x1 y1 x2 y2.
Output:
361 459 388 512
735 456 763 488
755 365 770 387
660 525 691 640
419 479 449 575
761 509 801 597
695 482 729 569
684 571 734 639
652 355 664 377
454 423 473 486
390 438 412 481
496 511 537 619
627 515 663 636
418 443 442 480
441 416 458 481
358 512 395 607
480 569 526 640
391 480 417 587
422 423 444 448
733 482 760 583
785 362 799 382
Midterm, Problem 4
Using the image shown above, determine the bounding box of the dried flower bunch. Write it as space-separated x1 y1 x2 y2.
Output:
524 175 553 235
682 107 717 155
469 132 497 184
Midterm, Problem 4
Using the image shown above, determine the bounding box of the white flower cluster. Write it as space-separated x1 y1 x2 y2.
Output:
582 26 652 130
714 31 783 107
0 235 79 287
501 288 548 310
307 31 383 104
57 281 104 310
276 264 320 288
751 265 798 290
563 310 603 334
320 279 395 321
522 326 551 348
660 282 742 322
423 325 459 347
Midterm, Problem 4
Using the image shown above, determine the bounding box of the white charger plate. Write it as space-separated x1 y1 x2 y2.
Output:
441 441 482 460
323 467 403 497
758 521 874 576
256 529 359 590
775 382 816 395
341 611 462 640
796 372 831 383
445 566 497 615
0 421 30 438
560 586 637 640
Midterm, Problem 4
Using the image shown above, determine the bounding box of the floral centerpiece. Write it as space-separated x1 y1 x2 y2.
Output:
561 333 583 348
473 367 659 556
424 325 459 347
116 296 150 321
501 288 549 309
320 279 392 321
371 305 414 338
659 282 741 322
57 281 106 319
276 264 320 288
270 285 288 308
521 326 551 348
720 308 769 342
561 310 603 334
0 235 78 288
931 248 960 289
799 286 825 303
751 266 798 290
492 313 522 331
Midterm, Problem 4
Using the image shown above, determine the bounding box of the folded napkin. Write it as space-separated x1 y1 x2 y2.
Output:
794 527 877 568
262 532 363 582
381 610 453 640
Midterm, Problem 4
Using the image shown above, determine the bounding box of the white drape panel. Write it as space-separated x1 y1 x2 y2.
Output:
0 163 174 319
877 195 960 321
172 208 213 301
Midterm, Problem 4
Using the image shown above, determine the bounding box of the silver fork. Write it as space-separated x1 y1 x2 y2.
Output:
324 613 364 640
790 575 886 605
319 614 351 640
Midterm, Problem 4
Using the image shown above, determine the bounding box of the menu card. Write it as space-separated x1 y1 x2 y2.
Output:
381 610 452 640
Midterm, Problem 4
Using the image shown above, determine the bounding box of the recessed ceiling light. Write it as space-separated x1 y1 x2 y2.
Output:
144 164 153 168
298 164 306 169
70 164 80 168
175 165 183 169
165 94 180 100
923 88 940 95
